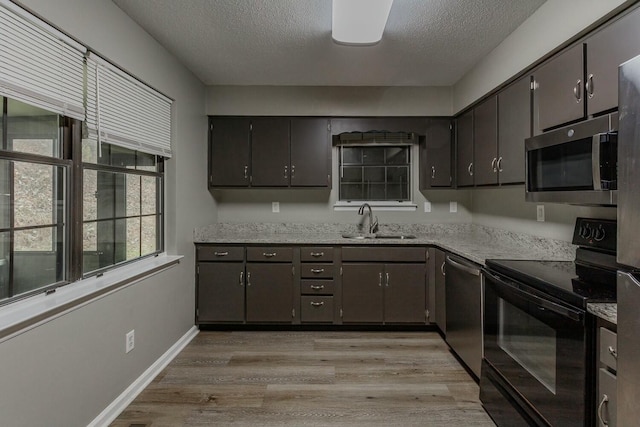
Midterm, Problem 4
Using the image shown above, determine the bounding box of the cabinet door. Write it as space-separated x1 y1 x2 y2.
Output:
434 249 446 333
209 118 250 187
341 263 383 323
498 77 530 184
473 96 498 186
290 118 331 187
246 263 293 322
586 6 640 116
456 110 474 187
533 44 585 132
384 263 426 323
427 248 436 323
423 119 452 188
251 118 290 187
197 262 245 323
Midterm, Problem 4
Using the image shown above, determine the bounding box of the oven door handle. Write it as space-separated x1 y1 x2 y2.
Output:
485 271 583 322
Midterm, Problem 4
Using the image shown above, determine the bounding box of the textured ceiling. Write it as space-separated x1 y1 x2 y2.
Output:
112 0 546 86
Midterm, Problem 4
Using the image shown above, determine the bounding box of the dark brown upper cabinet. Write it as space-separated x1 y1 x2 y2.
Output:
473 95 498 186
209 117 251 187
251 118 290 187
455 110 474 187
290 118 331 187
497 76 530 184
420 118 452 189
330 117 428 136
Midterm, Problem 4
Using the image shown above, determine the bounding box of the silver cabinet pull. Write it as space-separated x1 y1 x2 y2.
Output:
431 166 436 179
244 165 248 179
497 156 503 172
291 165 295 178
311 268 325 274
263 252 277 258
214 251 229 257
310 284 325 290
491 157 497 173
608 345 617 359
385 272 390 287
246 271 251 286
574 79 582 103
378 272 383 287
597 394 610 426
586 73 594 99
284 165 288 179
239 271 244 286
310 252 324 257
441 261 446 276
468 162 473 176
310 301 324 307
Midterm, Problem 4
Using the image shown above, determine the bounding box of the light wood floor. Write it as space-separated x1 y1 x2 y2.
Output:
111 330 496 427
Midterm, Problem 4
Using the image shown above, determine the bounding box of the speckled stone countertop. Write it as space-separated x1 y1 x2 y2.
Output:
194 223 576 266
587 303 617 325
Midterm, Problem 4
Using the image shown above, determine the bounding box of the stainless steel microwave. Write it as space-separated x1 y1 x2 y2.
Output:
525 114 618 206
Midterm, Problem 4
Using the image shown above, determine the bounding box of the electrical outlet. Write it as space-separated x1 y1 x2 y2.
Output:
125 330 135 353
272 202 280 213
537 205 545 222
449 201 457 213
424 201 431 213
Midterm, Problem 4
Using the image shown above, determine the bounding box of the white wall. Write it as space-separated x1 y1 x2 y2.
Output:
0 0 212 425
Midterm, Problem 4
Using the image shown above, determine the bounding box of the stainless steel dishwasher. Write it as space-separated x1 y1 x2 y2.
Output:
445 254 483 378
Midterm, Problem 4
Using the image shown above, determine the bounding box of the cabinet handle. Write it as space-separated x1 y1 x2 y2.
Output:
574 79 582 103
497 157 503 172
491 157 497 173
597 394 610 426
244 165 248 179
239 271 244 286
310 301 325 307
379 272 383 287
310 252 324 258
385 272 390 287
291 165 295 178
263 252 277 258
608 345 617 359
441 261 446 276
246 271 251 286
310 284 325 290
284 165 288 179
586 73 594 99
311 268 325 274
468 162 473 176
214 251 229 257
431 166 436 179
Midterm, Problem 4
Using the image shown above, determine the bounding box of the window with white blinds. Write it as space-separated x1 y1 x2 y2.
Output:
0 0 85 120
84 53 173 158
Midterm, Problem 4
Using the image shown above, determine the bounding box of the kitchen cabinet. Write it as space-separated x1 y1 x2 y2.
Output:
473 95 498 186
208 118 251 187
497 76 530 184
290 118 331 187
330 117 428 136
455 110 474 187
251 118 290 187
196 246 245 323
434 248 446 333
420 118 452 189
596 322 617 427
341 263 384 323
299 246 337 323
245 247 295 323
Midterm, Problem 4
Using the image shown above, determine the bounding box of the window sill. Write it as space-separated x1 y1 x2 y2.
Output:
0 254 182 343
333 201 418 212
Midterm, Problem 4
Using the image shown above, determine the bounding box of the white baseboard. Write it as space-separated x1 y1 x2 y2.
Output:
88 325 199 427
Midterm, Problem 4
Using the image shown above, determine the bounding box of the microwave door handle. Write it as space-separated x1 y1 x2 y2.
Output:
592 134 602 190
485 271 583 322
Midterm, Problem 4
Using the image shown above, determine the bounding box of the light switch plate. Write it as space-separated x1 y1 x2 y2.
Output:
424 201 431 213
537 205 545 222
449 201 457 213
272 202 280 213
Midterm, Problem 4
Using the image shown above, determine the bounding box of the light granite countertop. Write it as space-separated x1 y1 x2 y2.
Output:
194 223 576 266
587 303 617 325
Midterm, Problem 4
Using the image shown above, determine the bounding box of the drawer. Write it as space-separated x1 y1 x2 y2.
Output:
246 247 293 262
342 246 426 262
598 368 617 427
300 264 335 279
301 280 334 295
301 247 334 262
197 246 244 262
301 296 334 323
599 327 617 371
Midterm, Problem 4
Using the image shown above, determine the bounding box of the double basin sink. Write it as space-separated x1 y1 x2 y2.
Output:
341 233 417 240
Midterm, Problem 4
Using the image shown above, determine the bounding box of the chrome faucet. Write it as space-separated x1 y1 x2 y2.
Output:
358 203 379 234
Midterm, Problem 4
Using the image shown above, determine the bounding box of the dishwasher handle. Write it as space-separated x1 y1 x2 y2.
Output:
446 256 481 276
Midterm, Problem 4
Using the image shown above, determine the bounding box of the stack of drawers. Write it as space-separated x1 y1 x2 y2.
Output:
598 326 617 427
299 247 335 323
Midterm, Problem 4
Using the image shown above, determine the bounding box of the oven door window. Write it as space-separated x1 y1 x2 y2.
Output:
498 298 557 394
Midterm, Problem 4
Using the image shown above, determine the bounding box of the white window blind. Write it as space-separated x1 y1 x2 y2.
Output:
0 0 85 120
85 53 173 158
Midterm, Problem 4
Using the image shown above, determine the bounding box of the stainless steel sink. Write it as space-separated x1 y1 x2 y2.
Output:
341 233 416 240
341 233 375 239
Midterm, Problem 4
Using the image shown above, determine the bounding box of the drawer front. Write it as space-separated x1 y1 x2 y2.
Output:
197 246 244 262
301 280 334 295
599 327 617 371
246 247 293 262
301 296 334 323
342 246 426 262
300 264 335 279
598 368 617 427
301 247 334 262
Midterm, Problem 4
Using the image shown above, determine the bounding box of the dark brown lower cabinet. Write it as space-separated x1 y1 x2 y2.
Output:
246 263 294 322
197 262 245 323
384 263 426 323
342 264 384 323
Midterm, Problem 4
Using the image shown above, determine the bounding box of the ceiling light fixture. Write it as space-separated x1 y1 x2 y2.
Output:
332 0 394 46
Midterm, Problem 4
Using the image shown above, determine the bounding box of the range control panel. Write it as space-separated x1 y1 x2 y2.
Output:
572 217 617 252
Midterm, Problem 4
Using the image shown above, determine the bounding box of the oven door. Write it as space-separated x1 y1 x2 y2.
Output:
483 270 586 427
